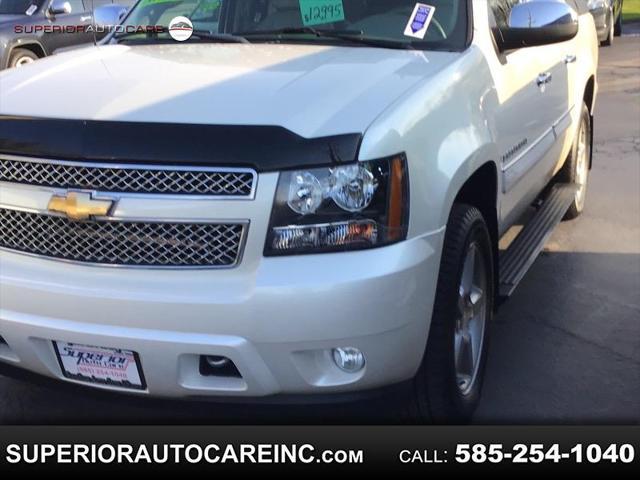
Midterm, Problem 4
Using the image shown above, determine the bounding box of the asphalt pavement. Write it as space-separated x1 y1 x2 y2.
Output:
1 37 638 425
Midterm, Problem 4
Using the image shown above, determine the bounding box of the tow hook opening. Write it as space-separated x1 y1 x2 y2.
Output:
199 355 242 378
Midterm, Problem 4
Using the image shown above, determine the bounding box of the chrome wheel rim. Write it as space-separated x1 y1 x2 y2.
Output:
455 242 487 396
15 56 34 67
575 118 589 210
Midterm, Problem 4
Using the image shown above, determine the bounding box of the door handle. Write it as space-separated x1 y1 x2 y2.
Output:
536 72 553 88
80 15 92 22
565 54 577 64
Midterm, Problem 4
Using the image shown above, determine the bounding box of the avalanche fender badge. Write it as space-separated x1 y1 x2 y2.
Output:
404 3 436 40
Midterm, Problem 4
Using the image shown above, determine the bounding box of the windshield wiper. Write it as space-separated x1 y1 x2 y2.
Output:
113 25 411 49
112 30 158 42
189 30 250 43
114 29 249 44
236 26 359 36
234 27 415 50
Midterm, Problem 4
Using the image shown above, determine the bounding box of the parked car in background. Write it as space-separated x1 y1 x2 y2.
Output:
0 0 133 69
588 0 623 46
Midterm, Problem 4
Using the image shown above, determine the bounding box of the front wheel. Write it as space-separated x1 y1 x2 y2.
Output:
8 48 39 68
410 204 494 423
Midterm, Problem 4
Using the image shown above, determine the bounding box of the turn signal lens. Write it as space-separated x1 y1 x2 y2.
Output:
271 220 378 251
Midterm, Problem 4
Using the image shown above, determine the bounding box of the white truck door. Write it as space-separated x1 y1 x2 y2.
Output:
546 0 593 178
485 0 554 229
531 4 582 181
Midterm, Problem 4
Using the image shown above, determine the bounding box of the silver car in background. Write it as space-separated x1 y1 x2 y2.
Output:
588 0 623 46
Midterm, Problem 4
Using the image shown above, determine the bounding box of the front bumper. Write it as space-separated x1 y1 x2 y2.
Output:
0 231 443 399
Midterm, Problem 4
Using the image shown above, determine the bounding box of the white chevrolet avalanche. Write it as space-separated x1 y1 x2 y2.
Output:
0 0 598 422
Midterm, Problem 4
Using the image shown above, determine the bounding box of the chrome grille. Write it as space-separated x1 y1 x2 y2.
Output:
0 157 256 197
0 209 246 268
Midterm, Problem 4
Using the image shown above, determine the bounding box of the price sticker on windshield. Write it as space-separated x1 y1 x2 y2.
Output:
299 0 345 27
404 3 436 39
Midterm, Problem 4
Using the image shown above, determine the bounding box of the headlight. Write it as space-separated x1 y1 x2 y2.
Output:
329 163 377 212
265 155 409 255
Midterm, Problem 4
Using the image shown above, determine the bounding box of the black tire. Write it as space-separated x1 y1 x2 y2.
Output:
561 103 591 220
614 9 622 36
409 204 494 423
8 48 39 68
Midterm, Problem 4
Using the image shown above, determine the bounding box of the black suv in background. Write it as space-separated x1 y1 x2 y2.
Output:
0 0 132 69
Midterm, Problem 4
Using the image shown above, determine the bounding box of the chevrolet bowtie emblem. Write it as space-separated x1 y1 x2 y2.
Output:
48 192 114 221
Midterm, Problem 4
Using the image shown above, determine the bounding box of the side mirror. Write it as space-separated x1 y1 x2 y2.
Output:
94 4 128 28
501 0 579 50
48 0 71 15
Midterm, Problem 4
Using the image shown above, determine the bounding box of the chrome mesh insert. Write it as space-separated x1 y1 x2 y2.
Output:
0 157 255 196
0 209 246 267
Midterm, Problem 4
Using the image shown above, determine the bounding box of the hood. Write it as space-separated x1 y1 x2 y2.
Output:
0 43 459 138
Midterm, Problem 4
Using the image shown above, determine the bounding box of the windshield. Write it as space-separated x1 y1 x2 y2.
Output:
0 0 37 14
120 0 469 50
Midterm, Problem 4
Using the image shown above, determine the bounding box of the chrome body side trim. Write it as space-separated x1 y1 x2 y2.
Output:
502 108 574 193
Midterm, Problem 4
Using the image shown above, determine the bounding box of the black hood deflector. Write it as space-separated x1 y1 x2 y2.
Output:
0 116 362 172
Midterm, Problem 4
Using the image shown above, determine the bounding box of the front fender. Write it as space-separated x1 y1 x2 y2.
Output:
577 13 599 116
359 45 500 238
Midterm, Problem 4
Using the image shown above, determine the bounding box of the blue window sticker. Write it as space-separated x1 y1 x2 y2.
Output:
404 3 436 39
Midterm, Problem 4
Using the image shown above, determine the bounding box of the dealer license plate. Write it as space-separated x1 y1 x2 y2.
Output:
53 341 145 390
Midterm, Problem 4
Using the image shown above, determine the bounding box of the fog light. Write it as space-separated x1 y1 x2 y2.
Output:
332 347 365 373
